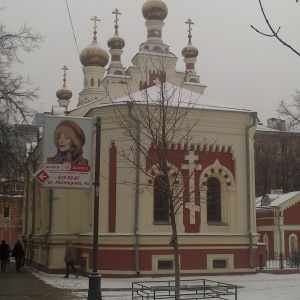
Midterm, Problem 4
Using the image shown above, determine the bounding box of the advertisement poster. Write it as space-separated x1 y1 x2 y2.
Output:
35 115 93 189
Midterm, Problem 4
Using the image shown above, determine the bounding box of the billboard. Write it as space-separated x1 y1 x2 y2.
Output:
35 115 93 189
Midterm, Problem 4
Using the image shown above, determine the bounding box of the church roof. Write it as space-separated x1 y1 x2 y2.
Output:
108 82 253 114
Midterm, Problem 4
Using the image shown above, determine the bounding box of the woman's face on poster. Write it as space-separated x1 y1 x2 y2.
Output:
57 132 72 152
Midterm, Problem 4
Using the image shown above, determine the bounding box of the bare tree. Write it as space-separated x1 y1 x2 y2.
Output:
0 10 44 178
251 0 300 57
277 91 300 130
112 67 221 297
255 130 300 195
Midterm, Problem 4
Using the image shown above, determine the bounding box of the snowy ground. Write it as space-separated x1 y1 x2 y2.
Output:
28 267 300 300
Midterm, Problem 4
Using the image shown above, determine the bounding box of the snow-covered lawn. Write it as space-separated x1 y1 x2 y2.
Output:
28 267 300 300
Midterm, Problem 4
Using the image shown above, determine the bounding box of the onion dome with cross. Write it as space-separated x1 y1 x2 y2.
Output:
182 19 200 83
107 8 125 50
56 65 72 109
182 19 199 59
80 16 109 67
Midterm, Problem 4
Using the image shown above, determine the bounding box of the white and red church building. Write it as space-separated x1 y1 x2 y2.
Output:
23 0 261 276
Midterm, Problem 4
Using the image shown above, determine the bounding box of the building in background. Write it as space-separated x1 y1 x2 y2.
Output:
254 118 300 197
256 190 300 256
0 179 24 247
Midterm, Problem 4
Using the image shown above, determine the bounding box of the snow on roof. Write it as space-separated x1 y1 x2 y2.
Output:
256 124 281 133
256 191 300 208
108 83 253 114
136 49 177 58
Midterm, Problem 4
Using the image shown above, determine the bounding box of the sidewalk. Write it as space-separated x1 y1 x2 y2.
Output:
0 260 82 300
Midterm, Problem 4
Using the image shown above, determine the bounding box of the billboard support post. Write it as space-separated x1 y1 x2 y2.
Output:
88 117 102 300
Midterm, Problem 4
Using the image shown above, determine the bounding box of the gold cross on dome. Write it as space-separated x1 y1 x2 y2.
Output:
185 18 194 44
62 65 69 87
90 16 101 38
112 8 121 35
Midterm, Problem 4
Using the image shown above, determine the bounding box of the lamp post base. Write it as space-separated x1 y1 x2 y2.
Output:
87 272 102 300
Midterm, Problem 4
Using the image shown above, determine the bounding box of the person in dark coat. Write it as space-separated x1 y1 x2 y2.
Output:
12 239 25 271
63 240 78 278
0 240 9 271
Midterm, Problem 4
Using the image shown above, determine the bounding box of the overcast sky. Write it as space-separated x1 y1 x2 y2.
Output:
2 0 300 125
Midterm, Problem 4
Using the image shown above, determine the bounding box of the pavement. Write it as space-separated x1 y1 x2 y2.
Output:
0 260 82 300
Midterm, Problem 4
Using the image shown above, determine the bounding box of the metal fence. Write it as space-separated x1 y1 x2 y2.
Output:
258 252 300 270
132 278 237 300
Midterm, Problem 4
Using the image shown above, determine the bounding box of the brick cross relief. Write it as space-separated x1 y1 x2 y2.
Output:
181 151 202 224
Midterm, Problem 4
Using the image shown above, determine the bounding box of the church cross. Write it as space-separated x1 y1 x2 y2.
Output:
181 151 202 225
153 77 161 85
183 151 200 171
62 65 69 88
185 18 194 44
185 202 200 225
90 16 101 39
112 8 121 35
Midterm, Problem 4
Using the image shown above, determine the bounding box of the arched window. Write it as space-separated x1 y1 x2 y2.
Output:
91 78 94 87
154 175 169 222
207 177 221 223
290 234 298 253
263 234 269 255
98 79 100 87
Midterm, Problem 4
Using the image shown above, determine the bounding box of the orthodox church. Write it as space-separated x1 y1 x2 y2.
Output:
24 0 261 277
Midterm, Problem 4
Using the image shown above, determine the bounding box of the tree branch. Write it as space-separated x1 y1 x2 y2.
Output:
251 0 300 57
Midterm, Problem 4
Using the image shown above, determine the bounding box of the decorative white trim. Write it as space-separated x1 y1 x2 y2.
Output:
199 159 235 231
200 159 235 190
289 233 298 252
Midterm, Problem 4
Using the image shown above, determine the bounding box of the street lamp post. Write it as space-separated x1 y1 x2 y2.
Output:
88 117 102 300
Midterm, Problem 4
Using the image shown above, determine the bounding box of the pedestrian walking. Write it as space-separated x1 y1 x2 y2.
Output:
63 240 78 278
12 239 25 272
0 239 9 271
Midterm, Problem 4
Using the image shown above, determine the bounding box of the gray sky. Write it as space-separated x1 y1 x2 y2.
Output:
2 0 300 125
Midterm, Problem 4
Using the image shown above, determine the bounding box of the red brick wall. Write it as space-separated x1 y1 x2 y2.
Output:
283 201 300 225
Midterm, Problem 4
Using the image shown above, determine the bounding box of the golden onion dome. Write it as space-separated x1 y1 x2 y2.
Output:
182 44 199 58
142 0 168 21
80 39 109 67
56 87 72 101
107 35 125 50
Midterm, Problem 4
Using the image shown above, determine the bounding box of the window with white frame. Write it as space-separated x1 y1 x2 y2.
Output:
263 233 269 254
207 177 221 223
154 175 169 223
152 255 176 273
289 234 298 253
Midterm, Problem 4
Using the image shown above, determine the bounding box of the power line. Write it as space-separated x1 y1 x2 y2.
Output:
65 0 81 56
65 0 94 104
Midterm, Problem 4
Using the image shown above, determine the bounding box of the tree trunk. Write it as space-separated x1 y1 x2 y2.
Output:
169 201 180 300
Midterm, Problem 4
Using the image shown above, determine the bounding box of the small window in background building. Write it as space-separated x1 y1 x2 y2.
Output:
158 260 173 270
15 183 23 191
3 207 10 218
276 141 283 153
213 259 227 269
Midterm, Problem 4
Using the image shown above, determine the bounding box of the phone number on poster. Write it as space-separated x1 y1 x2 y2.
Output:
57 175 80 181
